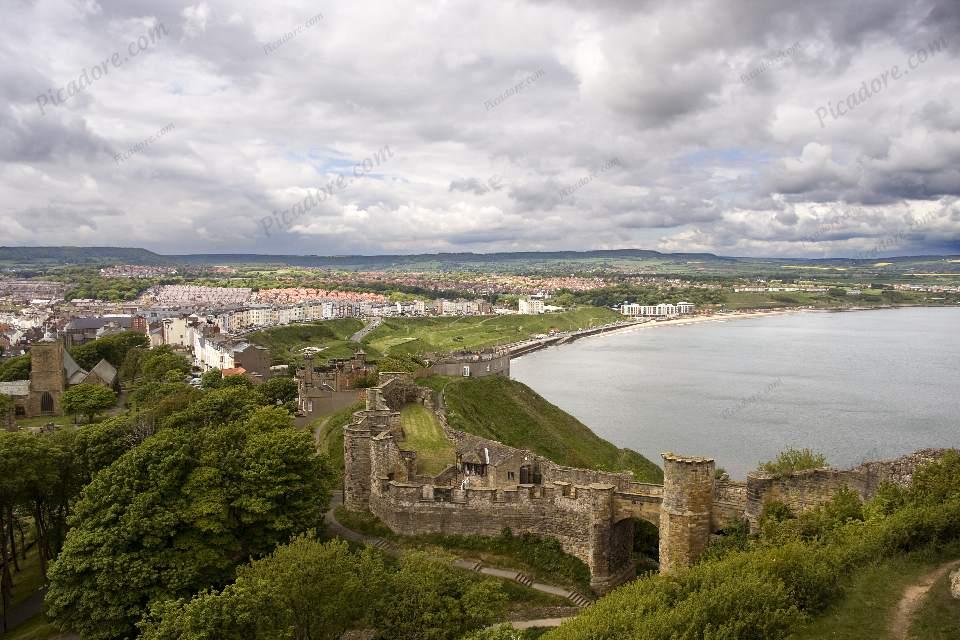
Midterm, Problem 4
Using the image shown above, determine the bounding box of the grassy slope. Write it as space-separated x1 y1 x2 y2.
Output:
247 318 367 364
313 401 364 478
363 307 622 357
400 404 455 475
422 376 663 483
911 564 960 639
788 547 960 640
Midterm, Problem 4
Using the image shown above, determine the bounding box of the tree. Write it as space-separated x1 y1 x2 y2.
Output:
0 394 12 431
69 332 150 370
45 407 333 640
0 432 75 632
140 537 386 640
139 346 191 383
0 356 30 382
371 552 506 639
62 384 117 423
200 369 223 389
259 376 298 406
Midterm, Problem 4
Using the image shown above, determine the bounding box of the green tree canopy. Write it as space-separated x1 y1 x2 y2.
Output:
45 406 333 640
0 355 30 382
69 331 150 370
258 376 298 406
61 384 117 423
140 537 386 640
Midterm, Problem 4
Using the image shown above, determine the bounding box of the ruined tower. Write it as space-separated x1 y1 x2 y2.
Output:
658 452 715 573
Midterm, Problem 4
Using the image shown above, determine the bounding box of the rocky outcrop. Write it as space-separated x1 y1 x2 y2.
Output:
951 569 960 600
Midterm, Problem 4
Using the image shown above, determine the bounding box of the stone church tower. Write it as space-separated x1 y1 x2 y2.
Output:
27 339 66 416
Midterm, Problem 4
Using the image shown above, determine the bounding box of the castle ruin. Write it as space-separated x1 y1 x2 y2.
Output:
343 373 949 592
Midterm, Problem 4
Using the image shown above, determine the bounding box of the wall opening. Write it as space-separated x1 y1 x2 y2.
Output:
629 517 660 572
40 391 54 415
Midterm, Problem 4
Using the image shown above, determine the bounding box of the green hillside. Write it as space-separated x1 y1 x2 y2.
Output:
248 318 367 365
420 375 663 483
363 306 622 356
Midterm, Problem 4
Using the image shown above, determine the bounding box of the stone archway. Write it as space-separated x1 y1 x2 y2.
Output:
40 391 54 415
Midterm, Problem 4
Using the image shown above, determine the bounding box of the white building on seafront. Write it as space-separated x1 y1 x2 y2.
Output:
620 301 695 317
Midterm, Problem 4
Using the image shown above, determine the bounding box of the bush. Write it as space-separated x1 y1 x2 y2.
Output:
416 529 591 590
543 454 960 640
758 448 827 476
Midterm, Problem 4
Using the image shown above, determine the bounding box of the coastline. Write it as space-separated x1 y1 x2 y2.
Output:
507 304 956 359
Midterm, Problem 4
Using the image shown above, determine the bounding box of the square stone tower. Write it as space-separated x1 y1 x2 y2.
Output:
28 339 66 416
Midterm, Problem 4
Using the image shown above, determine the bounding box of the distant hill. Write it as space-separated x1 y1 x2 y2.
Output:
3 246 959 278
0 246 168 266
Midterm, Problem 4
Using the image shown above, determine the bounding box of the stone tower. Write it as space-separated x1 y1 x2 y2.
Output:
659 452 715 573
343 420 374 511
28 339 66 416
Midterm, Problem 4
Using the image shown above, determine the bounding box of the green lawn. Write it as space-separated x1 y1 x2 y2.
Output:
247 319 369 365
363 307 622 357
400 404 456 476
788 548 960 640
0 615 63 640
11 416 74 431
423 376 662 483
911 564 960 639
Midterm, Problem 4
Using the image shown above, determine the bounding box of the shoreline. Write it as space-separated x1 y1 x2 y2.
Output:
512 304 957 358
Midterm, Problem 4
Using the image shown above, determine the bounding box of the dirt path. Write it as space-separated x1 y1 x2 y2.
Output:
889 559 960 639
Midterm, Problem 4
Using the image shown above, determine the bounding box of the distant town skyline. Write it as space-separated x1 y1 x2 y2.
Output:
2 0 959 258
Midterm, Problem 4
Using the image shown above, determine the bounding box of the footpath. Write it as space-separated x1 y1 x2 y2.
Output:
325 492 590 629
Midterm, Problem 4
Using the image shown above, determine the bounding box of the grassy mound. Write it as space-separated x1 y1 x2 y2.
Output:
248 318 367 364
400 404 456 475
363 306 622 356
420 376 662 483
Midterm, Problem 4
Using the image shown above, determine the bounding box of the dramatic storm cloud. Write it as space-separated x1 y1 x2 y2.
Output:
1 0 959 257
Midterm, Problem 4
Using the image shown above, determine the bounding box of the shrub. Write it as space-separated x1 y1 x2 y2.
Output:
758 448 827 476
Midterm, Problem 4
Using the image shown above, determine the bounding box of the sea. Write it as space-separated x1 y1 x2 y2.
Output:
511 307 960 478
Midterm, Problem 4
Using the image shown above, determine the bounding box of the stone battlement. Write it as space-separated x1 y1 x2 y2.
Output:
343 376 956 591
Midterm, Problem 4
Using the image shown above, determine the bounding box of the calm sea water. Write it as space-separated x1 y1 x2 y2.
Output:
511 307 960 478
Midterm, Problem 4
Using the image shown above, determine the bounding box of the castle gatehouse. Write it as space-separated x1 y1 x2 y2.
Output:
343 373 949 592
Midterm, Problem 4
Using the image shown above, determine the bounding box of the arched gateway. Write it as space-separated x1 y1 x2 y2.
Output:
343 374 949 592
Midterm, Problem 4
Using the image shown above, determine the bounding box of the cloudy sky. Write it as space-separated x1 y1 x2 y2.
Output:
2 0 959 257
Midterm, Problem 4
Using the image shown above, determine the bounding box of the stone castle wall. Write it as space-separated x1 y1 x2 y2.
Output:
343 375 955 589
743 449 948 527
369 477 630 591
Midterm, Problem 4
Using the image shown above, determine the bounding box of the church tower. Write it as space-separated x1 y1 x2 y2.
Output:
28 338 66 416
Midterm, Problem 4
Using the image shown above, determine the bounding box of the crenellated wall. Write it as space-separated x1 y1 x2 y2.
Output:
343 376 955 590
369 477 631 591
743 449 948 528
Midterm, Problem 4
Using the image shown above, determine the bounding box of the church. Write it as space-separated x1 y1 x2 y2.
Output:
0 336 118 420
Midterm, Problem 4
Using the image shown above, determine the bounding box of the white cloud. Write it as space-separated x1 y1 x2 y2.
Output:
1 0 959 257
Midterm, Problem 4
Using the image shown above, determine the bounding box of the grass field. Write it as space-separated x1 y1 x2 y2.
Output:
312 401 364 479
1 615 63 640
788 547 960 640
911 564 960 639
247 318 368 364
400 404 456 475
11 416 74 430
363 307 622 357
419 375 662 483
